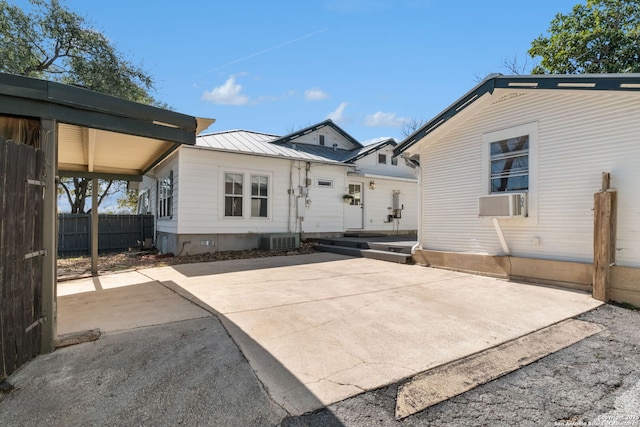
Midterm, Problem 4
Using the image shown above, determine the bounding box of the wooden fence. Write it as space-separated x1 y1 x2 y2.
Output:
57 214 154 257
1 138 44 380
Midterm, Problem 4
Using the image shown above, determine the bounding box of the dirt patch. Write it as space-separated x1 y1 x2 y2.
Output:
57 242 318 280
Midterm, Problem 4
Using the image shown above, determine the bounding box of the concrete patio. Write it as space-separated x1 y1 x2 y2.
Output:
55 252 602 416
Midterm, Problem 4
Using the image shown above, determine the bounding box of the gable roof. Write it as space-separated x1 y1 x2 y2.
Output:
196 129 346 164
344 138 396 163
273 119 363 149
394 73 640 156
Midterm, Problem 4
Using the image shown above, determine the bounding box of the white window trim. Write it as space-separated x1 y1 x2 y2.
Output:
219 169 273 220
482 122 538 224
158 170 173 219
250 174 269 218
315 178 334 188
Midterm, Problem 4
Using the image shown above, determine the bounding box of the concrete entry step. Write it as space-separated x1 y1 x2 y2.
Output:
395 319 604 419
315 244 412 264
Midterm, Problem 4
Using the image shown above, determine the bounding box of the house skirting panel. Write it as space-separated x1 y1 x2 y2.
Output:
610 266 640 307
413 249 640 306
157 232 261 255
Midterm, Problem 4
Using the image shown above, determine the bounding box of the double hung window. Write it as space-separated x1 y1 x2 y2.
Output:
251 175 268 218
224 172 270 218
224 173 243 217
489 135 529 193
158 171 173 218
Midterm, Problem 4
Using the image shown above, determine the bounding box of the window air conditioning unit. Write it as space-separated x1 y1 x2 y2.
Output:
478 193 527 218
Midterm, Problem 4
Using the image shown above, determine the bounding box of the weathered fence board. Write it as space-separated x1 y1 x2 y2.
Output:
1 138 44 381
58 214 154 257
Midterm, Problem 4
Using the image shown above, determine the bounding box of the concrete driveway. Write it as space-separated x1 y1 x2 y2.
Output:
56 252 602 416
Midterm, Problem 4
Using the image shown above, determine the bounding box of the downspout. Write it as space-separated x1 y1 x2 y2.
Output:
411 161 422 255
288 160 294 233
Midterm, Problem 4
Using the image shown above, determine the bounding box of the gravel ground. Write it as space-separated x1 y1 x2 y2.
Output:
57 242 318 279
282 304 640 427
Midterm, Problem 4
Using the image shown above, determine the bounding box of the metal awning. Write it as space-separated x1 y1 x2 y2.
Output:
0 71 214 354
0 72 214 179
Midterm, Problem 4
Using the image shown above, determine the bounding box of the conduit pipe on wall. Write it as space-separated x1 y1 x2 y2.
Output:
410 160 422 255
492 218 511 256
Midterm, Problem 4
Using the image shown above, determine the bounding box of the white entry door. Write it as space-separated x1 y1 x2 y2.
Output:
345 182 364 229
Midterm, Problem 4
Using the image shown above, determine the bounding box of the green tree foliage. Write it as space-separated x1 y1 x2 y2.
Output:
529 0 640 74
0 0 156 103
1 0 161 213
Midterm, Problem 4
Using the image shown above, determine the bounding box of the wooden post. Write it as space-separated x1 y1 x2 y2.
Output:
593 172 617 302
91 178 99 276
40 119 57 353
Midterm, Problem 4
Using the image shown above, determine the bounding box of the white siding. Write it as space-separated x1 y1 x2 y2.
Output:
361 178 418 232
354 145 417 179
175 147 351 234
140 152 179 234
291 126 357 150
419 89 640 267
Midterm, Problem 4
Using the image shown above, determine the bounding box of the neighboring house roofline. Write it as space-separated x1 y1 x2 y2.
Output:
199 128 280 139
393 73 640 156
181 143 350 166
344 138 396 163
273 119 364 148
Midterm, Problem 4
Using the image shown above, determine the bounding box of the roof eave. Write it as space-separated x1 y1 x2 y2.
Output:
393 73 640 157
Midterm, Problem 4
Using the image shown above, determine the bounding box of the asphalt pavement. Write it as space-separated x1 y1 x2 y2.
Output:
0 253 638 426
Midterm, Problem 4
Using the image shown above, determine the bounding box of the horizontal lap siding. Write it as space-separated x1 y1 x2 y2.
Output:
421 90 640 266
364 179 417 231
177 149 350 234
154 155 179 234
303 166 346 232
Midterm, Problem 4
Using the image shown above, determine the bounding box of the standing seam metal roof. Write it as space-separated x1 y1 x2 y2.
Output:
196 130 347 163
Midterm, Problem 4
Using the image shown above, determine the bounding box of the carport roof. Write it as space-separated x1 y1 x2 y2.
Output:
0 72 214 179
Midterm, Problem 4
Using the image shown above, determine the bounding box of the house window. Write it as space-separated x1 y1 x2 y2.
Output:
137 190 150 214
316 179 334 188
378 153 387 164
224 173 243 217
391 157 398 166
158 171 173 218
490 135 529 193
319 134 325 146
251 175 268 217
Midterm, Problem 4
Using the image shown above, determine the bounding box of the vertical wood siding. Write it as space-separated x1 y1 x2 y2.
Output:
420 90 640 267
0 139 43 380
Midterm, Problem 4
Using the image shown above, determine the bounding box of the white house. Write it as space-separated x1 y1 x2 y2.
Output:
140 120 417 255
394 74 640 306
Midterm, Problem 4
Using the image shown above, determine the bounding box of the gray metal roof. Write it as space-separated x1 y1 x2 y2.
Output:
394 73 640 156
196 130 346 164
344 138 396 163
274 142 356 162
273 119 363 149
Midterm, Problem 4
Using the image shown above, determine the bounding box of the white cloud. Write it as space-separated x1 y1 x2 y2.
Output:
201 75 249 105
326 102 348 123
364 111 410 128
304 88 328 101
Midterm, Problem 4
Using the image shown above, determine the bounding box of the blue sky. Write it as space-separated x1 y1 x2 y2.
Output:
23 0 578 144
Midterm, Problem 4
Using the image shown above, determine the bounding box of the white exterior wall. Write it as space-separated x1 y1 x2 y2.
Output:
359 177 418 232
290 126 356 150
419 89 640 267
354 144 417 179
140 152 179 234
175 147 350 235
